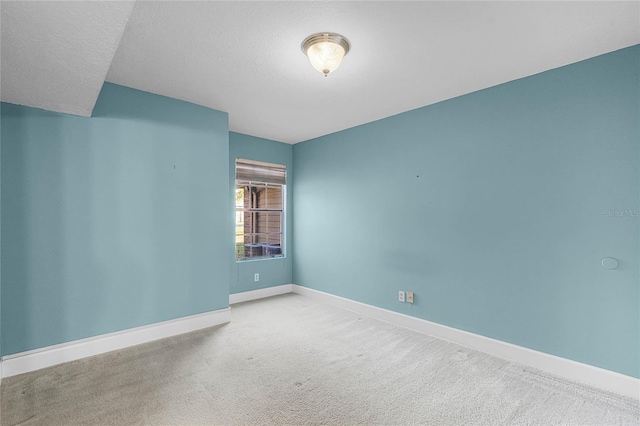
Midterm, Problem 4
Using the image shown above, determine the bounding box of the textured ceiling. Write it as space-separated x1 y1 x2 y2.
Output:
2 1 639 143
1 1 134 116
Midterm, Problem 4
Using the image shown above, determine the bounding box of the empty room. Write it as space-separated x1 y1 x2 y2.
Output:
0 1 639 425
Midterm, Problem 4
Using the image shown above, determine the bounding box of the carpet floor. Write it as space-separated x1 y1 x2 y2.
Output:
2 293 639 425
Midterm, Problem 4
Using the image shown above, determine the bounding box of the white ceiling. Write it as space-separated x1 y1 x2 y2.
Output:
2 1 639 144
1 1 135 116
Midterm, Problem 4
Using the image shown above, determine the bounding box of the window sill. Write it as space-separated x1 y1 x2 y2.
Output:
236 255 286 263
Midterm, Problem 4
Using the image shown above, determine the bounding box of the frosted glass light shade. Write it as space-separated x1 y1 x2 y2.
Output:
307 41 345 75
302 33 350 77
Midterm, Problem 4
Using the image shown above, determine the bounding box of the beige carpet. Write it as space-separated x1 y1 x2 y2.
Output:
2 293 639 425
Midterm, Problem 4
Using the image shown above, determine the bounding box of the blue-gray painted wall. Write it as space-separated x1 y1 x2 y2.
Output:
1 83 230 356
1 47 637 379
229 132 293 294
0 102 2 358
292 45 639 378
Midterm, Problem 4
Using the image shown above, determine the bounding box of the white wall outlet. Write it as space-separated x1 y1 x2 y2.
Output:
407 291 414 303
398 291 405 302
254 273 259 282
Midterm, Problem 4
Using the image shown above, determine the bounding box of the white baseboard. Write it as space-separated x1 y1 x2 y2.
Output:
292 285 640 400
230 284 293 305
1 307 231 379
3 286 638 401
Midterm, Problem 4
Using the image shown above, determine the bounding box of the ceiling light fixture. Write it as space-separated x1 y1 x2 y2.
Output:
301 32 350 77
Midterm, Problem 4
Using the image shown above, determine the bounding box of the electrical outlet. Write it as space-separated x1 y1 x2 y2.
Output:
407 291 414 303
398 291 405 302
254 273 259 282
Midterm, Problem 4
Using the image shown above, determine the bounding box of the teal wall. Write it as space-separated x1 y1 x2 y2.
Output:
1 83 230 356
0 45 636 380
0 103 2 358
293 46 639 378
229 132 293 294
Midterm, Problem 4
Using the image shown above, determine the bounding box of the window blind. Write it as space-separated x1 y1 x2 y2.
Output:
236 158 286 185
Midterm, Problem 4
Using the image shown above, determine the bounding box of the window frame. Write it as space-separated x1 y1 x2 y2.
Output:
235 159 286 262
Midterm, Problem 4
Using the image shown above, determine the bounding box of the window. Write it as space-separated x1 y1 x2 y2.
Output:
235 159 286 261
